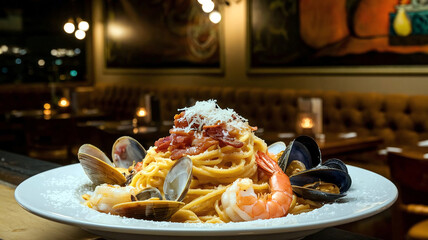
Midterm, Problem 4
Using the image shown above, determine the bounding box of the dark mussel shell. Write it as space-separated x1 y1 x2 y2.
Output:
322 158 348 173
290 167 352 202
278 135 321 173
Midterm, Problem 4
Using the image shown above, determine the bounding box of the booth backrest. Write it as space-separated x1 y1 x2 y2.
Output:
82 85 428 147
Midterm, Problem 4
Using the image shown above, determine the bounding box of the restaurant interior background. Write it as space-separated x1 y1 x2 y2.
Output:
2 0 428 240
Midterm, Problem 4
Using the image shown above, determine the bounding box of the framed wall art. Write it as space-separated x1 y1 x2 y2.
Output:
103 0 224 74
247 0 428 74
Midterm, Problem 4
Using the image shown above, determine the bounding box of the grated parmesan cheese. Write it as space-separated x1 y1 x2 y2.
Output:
175 99 249 133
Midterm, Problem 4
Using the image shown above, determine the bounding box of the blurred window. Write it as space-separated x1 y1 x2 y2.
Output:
0 0 90 85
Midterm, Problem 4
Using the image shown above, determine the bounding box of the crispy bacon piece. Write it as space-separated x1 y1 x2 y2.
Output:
174 111 204 130
203 124 244 148
154 136 172 152
169 136 218 160
155 111 250 160
134 162 144 172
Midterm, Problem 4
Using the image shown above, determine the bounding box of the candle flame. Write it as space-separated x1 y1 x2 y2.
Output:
44 103 51 110
58 97 70 108
136 107 147 117
300 117 314 129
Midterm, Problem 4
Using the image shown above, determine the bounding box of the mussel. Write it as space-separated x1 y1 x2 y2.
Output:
278 135 321 176
321 158 348 173
289 166 352 202
78 136 146 186
112 156 193 221
276 135 352 202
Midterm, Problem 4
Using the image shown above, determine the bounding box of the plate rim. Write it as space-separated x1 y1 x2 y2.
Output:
14 163 398 237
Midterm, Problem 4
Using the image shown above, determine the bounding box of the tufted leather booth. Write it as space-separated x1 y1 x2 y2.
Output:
84 84 428 148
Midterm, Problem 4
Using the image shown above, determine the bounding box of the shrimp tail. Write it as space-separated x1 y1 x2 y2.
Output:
256 151 283 175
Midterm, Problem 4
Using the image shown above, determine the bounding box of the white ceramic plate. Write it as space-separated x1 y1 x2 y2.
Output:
15 164 397 240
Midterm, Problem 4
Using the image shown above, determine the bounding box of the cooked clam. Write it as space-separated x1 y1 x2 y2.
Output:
136 187 163 201
112 136 146 168
78 136 147 186
112 200 185 221
267 141 286 158
163 156 193 202
112 156 193 221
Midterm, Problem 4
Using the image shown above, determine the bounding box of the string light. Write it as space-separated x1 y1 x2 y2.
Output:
63 18 89 40
197 0 225 23
202 1 215 13
198 0 211 4
64 19 75 34
75 29 86 40
78 20 89 31
209 11 221 24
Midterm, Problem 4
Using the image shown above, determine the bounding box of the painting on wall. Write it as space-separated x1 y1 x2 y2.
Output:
103 0 223 73
248 0 428 74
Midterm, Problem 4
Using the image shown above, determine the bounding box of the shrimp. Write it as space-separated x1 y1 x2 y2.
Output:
83 184 137 213
221 151 293 221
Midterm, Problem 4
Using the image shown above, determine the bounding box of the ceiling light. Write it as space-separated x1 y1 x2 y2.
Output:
78 20 89 31
202 1 215 13
75 29 86 40
209 11 221 24
64 19 75 34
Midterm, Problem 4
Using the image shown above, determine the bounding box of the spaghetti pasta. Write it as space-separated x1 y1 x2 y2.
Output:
83 100 322 222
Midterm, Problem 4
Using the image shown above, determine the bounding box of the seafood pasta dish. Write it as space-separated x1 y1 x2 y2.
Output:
78 100 352 223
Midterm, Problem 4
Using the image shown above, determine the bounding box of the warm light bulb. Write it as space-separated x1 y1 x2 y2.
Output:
209 11 221 24
75 29 86 40
78 20 89 31
58 97 70 108
198 0 210 4
202 1 215 13
64 22 75 34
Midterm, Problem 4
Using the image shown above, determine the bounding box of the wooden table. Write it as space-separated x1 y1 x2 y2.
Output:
0 182 99 240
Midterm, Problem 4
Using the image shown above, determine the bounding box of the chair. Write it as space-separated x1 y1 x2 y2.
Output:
387 151 428 240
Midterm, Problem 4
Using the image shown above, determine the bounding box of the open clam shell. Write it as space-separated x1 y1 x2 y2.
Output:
164 156 193 202
112 156 193 221
112 136 147 169
112 200 184 220
278 135 321 174
136 187 163 201
78 136 147 186
290 167 352 202
78 144 127 186
267 141 286 157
